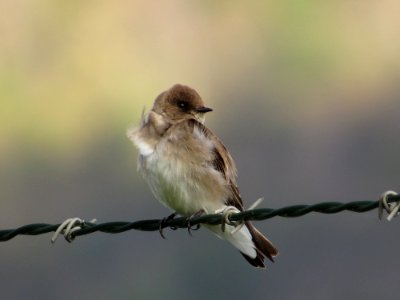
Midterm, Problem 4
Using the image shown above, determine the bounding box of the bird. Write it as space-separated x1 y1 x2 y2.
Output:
127 84 278 268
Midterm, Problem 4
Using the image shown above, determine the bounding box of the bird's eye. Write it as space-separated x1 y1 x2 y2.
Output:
177 100 188 110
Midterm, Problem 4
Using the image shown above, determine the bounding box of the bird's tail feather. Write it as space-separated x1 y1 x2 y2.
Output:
241 221 278 268
205 222 278 268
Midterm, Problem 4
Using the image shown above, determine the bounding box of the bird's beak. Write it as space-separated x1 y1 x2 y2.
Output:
195 106 213 113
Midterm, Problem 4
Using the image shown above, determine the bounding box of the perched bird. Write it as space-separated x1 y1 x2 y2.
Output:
128 84 278 268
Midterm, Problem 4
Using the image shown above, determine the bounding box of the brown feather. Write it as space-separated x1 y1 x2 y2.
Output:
190 119 279 267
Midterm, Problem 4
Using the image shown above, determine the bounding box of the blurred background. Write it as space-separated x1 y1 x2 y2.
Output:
1 0 399 299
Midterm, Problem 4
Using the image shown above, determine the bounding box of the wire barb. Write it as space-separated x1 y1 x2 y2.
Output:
216 206 243 233
51 218 97 243
378 190 399 221
217 198 264 234
1 192 399 242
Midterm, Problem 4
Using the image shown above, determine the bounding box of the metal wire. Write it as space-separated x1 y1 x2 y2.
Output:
1 195 399 242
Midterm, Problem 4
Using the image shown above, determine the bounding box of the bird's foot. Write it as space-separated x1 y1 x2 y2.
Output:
186 209 204 236
159 213 177 239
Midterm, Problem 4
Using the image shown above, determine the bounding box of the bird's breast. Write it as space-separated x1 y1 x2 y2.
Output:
140 139 228 216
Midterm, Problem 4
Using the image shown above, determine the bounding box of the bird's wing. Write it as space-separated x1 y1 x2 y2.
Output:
188 119 245 211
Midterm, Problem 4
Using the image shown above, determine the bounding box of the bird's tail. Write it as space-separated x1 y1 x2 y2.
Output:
241 221 278 268
205 222 278 268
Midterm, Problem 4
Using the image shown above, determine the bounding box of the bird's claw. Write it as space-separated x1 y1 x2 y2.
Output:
186 209 204 236
159 213 177 239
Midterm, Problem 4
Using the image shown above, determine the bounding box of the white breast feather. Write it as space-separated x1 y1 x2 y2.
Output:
134 137 155 156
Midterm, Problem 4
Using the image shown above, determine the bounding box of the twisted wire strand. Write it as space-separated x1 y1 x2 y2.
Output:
1 195 399 242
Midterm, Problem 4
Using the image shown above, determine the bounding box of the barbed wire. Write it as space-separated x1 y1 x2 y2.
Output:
1 193 399 242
